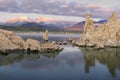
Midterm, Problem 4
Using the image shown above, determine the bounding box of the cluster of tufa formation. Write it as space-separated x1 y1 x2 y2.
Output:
76 12 120 49
41 41 63 52
43 30 49 42
0 29 62 53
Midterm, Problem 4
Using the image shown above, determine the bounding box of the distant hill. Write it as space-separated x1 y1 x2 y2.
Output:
0 16 107 32
5 16 32 26
64 21 85 31
65 20 107 32
94 20 107 24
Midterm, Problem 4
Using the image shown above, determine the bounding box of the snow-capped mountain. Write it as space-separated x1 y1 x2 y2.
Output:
0 16 107 32
1 16 76 31
1 16 107 32
4 16 76 27
5 16 32 26
36 17 76 28
36 17 54 23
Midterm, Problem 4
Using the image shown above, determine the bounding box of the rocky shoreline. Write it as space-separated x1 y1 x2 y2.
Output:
0 29 63 54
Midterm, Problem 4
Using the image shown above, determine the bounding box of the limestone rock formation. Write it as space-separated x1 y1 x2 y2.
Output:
24 39 41 51
41 41 63 52
0 29 62 53
68 37 73 42
43 30 48 41
0 29 24 52
83 13 95 35
76 12 120 49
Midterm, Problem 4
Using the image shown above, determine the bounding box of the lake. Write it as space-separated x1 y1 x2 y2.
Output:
0 33 120 80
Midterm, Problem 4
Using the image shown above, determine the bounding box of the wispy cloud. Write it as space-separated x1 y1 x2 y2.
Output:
0 0 119 19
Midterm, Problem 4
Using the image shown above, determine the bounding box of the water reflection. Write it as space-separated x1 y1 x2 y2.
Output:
0 54 39 66
1 44 120 79
40 52 59 58
0 50 60 66
80 47 120 77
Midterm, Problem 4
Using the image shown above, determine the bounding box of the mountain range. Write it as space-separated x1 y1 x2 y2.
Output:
0 16 107 32
0 16 76 31
65 20 107 32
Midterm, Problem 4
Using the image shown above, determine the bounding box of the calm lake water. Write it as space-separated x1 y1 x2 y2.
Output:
0 33 120 80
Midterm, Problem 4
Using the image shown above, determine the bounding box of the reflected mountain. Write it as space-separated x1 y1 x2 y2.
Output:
80 47 120 77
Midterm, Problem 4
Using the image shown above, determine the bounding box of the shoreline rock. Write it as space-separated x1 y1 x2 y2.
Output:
76 12 120 49
41 41 63 52
0 29 63 54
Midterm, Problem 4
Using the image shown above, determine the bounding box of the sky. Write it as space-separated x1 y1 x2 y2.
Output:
0 0 119 22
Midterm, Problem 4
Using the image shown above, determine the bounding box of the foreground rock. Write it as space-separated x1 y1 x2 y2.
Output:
0 29 63 53
41 41 63 53
76 12 120 49
0 29 24 52
24 39 41 51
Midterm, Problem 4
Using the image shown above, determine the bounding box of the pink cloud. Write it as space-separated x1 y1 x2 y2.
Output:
0 0 119 19
86 4 100 9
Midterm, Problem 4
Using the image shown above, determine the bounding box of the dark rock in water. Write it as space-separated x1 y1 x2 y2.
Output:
63 41 67 45
56 40 67 45
0 51 8 56
58 41 62 45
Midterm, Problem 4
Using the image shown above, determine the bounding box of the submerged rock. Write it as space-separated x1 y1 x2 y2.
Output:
76 12 120 49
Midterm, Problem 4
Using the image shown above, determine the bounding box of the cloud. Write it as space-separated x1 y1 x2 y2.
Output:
86 4 100 9
0 0 118 19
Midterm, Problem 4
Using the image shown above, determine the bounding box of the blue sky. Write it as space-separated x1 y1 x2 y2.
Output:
0 0 119 22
